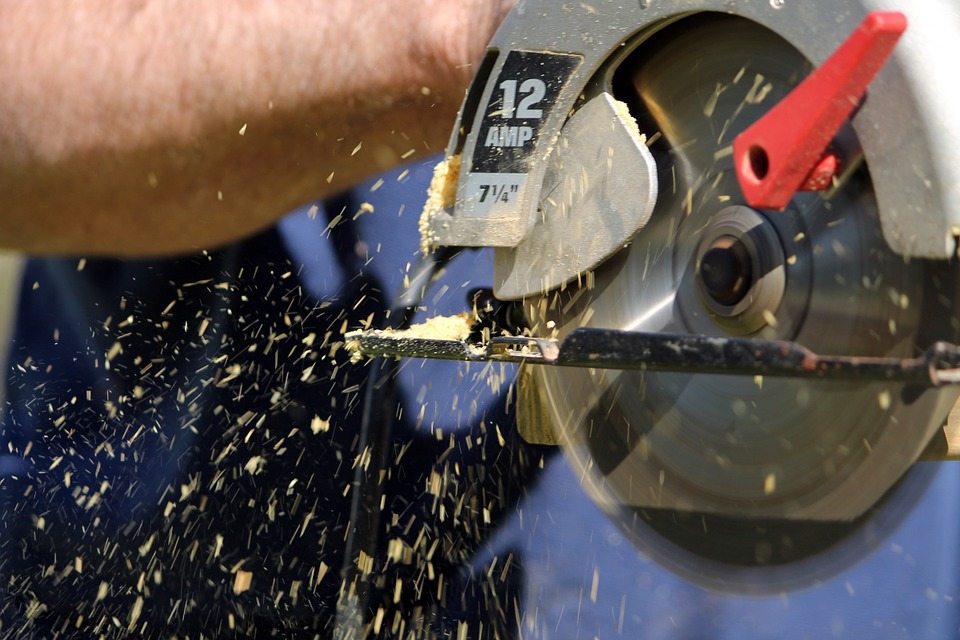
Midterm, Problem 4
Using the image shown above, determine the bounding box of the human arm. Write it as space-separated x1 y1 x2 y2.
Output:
0 0 511 256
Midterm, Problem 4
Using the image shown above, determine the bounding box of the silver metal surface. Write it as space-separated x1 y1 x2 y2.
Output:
527 15 960 522
426 0 960 299
495 93 658 299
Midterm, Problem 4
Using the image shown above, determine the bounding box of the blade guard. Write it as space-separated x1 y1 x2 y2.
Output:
425 1 960 302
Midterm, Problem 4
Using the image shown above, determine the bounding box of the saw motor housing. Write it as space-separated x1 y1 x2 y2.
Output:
425 0 960 298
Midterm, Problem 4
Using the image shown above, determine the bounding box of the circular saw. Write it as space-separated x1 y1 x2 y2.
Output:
350 0 960 587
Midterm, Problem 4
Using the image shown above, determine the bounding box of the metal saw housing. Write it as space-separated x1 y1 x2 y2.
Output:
425 0 960 300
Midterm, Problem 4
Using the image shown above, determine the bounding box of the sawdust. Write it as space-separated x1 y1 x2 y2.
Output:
232 570 253 595
390 312 473 340
310 414 330 434
612 99 647 146
346 313 473 362
9 223 540 636
418 154 461 255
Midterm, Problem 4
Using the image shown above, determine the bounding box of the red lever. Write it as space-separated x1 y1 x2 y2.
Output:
733 11 907 210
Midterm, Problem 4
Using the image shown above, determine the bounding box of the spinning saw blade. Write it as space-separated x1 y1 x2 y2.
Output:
528 14 952 521
353 2 960 586
522 13 958 586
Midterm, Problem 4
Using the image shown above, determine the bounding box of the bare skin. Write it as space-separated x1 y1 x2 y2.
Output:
0 0 513 256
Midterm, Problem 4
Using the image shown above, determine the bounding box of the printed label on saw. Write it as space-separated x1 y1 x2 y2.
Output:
463 50 581 218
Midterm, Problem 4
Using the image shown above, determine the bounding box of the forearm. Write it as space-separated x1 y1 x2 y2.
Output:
0 0 503 255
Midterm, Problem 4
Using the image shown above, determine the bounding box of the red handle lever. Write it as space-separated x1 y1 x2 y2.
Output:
733 11 907 210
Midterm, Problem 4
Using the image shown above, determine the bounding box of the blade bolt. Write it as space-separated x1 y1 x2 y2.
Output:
699 236 754 307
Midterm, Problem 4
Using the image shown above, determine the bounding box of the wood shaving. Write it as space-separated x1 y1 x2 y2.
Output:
243 455 266 476
310 415 330 434
232 570 253 595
